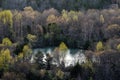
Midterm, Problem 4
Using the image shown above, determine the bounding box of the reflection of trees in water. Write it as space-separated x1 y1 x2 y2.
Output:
32 48 86 67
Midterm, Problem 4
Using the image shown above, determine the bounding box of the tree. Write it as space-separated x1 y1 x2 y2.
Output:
59 42 68 51
23 45 30 53
0 10 13 27
96 41 104 51
46 53 52 70
52 42 68 66
2 37 12 46
61 9 70 22
68 10 79 21
0 49 12 70
27 34 37 42
0 10 13 38
81 59 94 80
70 62 82 78
22 45 32 60
34 51 45 68
53 47 60 65
24 6 33 11
13 10 22 41
44 23 61 46
117 44 120 51
106 24 120 38
59 42 68 64
17 52 23 61
47 14 57 24
100 14 104 24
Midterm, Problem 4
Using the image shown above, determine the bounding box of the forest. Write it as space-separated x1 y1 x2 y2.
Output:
0 0 120 80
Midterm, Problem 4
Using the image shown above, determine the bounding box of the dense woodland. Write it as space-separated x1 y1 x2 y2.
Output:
0 7 120 49
0 0 120 80
0 0 120 11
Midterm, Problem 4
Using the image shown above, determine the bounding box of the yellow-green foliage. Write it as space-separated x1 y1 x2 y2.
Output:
56 69 64 79
0 49 12 70
59 42 68 52
22 45 32 58
72 15 78 21
27 34 37 42
62 10 80 21
23 45 30 53
2 37 12 46
58 42 68 62
96 41 104 51
117 44 120 51
17 52 23 60
0 10 13 27
68 10 78 21
14 10 22 20
62 9 70 22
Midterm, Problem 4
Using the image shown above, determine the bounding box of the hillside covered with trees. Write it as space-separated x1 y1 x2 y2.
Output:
0 0 120 80
0 0 120 11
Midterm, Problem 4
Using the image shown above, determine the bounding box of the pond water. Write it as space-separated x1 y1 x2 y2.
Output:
32 47 86 67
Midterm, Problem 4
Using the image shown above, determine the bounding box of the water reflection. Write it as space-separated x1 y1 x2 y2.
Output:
32 48 86 67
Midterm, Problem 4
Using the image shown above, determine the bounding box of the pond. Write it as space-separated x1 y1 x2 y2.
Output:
32 47 86 67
